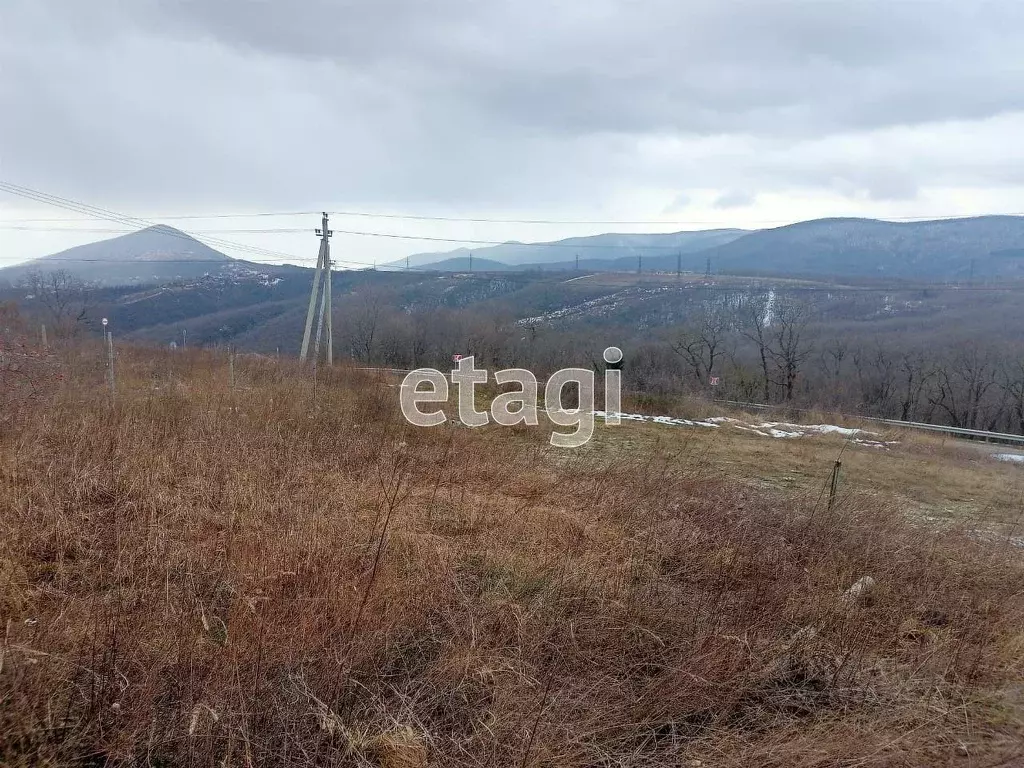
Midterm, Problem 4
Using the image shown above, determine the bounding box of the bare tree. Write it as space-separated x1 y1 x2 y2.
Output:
343 289 383 363
999 358 1024 435
816 337 852 408
767 298 813 402
406 309 434 368
21 269 94 339
739 292 773 402
853 341 897 415
821 337 849 383
895 350 935 422
928 347 1000 429
670 305 729 387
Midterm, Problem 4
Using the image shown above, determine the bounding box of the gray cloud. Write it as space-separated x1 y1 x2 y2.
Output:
713 190 756 209
662 193 692 214
127 0 1024 136
2 0 1024 263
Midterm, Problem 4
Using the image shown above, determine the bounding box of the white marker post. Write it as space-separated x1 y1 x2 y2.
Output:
102 318 115 400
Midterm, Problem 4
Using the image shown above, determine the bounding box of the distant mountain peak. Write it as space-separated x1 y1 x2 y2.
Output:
0 225 235 286
139 223 190 236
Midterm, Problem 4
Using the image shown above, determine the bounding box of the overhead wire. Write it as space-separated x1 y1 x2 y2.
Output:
3 208 1024 227
4 180 1024 278
0 181 414 271
0 182 526 270
0 181 357 267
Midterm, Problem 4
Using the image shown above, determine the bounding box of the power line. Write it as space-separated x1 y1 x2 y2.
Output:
0 219 703 249
327 228 695 249
0 225 311 234
326 209 1024 226
0 181 307 265
4 256 315 265
3 207 1024 227
5 181 1024 281
0 182 398 272
332 210 1024 225
0 211 320 223
0 184 693 274
4 254 1024 291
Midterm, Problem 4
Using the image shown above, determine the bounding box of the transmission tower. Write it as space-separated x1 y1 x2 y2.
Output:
300 212 333 365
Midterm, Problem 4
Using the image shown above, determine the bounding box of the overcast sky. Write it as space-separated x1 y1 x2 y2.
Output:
2 0 1024 267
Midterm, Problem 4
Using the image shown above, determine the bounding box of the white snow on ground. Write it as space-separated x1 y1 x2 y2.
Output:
754 422 877 438
594 411 898 446
854 440 892 449
992 453 1024 464
593 411 720 428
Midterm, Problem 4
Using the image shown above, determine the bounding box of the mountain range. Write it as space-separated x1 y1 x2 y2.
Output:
2 215 1024 287
2 218 1023 361
396 229 748 269
398 215 1024 280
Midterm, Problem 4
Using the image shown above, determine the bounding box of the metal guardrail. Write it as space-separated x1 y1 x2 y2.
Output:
870 418 1024 445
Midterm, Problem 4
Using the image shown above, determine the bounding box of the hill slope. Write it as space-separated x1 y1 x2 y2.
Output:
409 216 1024 280
397 229 748 269
3 348 1022 766
408 255 512 272
654 216 1024 279
0 225 236 286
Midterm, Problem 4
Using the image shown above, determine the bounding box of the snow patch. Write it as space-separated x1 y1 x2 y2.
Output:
593 411 720 429
753 421 877 438
992 453 1024 464
598 411 898 447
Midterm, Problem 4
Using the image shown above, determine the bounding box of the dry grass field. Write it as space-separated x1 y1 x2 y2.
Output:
2 342 1024 766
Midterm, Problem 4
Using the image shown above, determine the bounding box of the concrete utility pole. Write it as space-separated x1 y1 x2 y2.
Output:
676 252 681 279
300 212 334 365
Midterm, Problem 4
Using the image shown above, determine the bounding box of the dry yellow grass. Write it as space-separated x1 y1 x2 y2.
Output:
578 415 1024 528
1 343 1023 766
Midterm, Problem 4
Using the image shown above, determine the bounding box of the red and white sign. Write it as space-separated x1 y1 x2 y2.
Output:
709 376 720 386
452 354 463 363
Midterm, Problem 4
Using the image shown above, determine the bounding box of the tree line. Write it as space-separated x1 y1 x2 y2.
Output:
12 270 1024 435
326 286 1024 435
